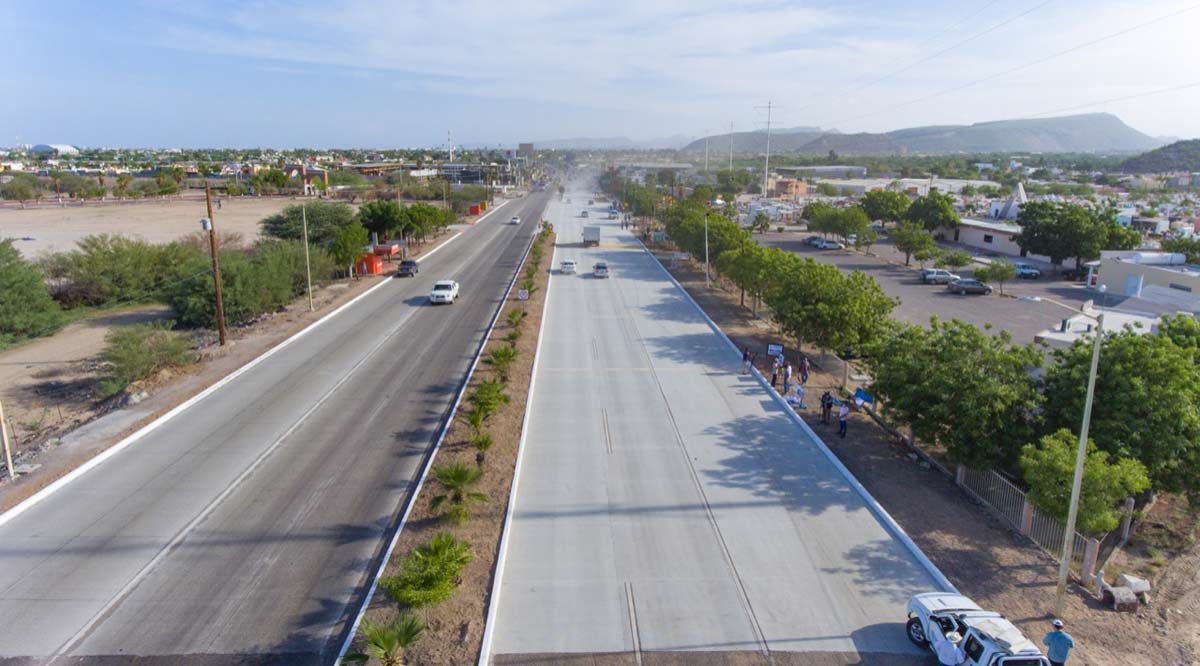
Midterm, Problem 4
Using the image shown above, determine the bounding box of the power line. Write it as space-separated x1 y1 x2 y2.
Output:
834 2 1200 125
1023 81 1200 119
913 0 1004 48
793 0 1055 116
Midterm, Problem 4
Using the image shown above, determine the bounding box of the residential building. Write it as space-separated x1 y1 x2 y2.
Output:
1096 252 1200 311
774 178 808 198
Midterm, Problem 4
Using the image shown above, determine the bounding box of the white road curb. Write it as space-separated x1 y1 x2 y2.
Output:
476 224 558 666
0 203 508 530
334 202 537 664
638 240 958 594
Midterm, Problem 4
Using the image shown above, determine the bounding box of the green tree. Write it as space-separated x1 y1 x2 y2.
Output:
1043 328 1200 496
974 260 1016 295
429 461 487 524
752 211 770 234
358 200 409 240
867 319 1042 467
891 222 936 266
346 614 424 666
0 239 65 346
98 322 196 397
1020 429 1150 533
861 190 910 222
855 227 879 254
816 182 840 197
765 256 896 357
904 192 960 231
935 249 972 270
331 222 369 275
1016 202 1134 271
1162 236 1200 263
261 201 357 247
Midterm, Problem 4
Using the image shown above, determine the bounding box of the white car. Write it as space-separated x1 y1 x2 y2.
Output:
560 260 577 275
906 593 1049 666
429 280 460 304
509 215 521 225
816 238 845 250
593 261 610 278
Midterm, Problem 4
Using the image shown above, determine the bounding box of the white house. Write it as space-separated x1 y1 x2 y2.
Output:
987 182 1027 221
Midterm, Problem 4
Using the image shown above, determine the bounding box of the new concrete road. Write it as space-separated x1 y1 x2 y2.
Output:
0 192 549 665
488 186 945 664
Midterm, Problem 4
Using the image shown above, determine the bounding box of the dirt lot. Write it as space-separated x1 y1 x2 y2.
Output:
0 196 297 257
655 251 1198 666
355 231 555 664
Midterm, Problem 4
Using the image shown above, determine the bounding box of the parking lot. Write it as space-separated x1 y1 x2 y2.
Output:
758 231 1096 344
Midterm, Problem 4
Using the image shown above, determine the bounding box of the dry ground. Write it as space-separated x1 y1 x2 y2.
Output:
0 195 297 257
655 251 1197 666
356 231 555 665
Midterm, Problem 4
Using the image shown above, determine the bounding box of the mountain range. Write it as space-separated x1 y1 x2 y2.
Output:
680 113 1163 155
530 134 696 150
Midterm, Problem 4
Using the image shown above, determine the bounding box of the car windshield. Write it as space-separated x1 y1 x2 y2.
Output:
433 284 453 291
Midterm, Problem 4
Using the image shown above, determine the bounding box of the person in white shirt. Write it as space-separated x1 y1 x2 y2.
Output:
934 630 965 665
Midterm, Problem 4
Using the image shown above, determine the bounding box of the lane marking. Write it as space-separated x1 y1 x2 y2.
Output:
335 196 545 664
625 581 643 666
601 408 613 455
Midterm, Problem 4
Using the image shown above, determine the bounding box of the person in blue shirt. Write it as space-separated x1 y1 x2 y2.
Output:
1043 619 1075 666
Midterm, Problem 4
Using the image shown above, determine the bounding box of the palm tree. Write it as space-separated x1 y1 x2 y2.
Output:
486 344 517 381
347 614 424 666
430 462 487 524
506 308 527 329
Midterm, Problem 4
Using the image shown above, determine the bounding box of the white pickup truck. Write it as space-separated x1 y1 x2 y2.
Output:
907 593 1050 666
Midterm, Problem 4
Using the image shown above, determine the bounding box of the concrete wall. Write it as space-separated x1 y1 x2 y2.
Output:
1098 257 1200 299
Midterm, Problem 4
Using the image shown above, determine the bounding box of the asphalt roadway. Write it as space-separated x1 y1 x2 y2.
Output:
0 192 549 664
488 185 943 664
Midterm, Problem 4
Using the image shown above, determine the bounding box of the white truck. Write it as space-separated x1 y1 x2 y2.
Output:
907 593 1050 666
582 226 601 247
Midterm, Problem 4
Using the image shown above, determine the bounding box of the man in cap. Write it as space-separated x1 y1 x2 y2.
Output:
1043 619 1075 666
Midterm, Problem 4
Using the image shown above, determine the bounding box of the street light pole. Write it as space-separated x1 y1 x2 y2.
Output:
203 183 228 346
302 204 314 312
704 210 710 289
1055 312 1105 617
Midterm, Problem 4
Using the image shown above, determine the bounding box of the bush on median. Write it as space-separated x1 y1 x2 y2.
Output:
98 321 196 397
379 532 473 609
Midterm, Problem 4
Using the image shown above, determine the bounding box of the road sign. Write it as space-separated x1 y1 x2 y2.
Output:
517 289 529 301
767 343 784 358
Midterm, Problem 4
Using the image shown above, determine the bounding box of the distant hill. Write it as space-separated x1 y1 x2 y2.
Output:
682 113 1163 156
533 134 694 150
682 128 830 154
1120 139 1200 173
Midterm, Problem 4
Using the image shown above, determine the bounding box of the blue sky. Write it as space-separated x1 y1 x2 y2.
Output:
3 0 1197 148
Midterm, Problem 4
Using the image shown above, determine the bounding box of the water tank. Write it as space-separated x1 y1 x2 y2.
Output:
1133 252 1186 265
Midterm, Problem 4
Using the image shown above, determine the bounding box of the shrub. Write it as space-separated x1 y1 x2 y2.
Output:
0 239 64 346
260 201 357 247
486 344 518 380
348 614 424 666
429 461 487 524
42 235 203 307
506 309 527 329
379 532 473 608
468 379 509 418
98 321 196 397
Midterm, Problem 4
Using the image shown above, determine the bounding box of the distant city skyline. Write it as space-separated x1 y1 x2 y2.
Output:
2 0 1197 148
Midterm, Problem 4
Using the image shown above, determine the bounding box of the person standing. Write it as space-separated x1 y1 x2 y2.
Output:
820 391 833 425
1043 619 1075 666
934 631 965 666
783 362 793 396
799 355 810 386
770 356 780 389
741 347 751 374
838 402 850 438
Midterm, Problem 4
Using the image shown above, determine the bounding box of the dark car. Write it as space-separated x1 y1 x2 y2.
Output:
946 278 993 295
396 259 419 277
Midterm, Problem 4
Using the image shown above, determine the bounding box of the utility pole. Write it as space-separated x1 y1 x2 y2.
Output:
204 182 228 346
757 100 775 197
704 130 710 173
727 121 734 171
302 204 314 312
0 399 15 481
1056 312 1105 617
704 211 710 289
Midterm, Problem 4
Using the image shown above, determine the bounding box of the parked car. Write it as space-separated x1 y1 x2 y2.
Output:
395 259 419 277
921 268 961 284
509 215 521 225
588 199 594 205
580 210 589 218
1012 262 1041 279
947 278 993 295
804 235 824 247
560 260 577 275
845 234 858 245
593 261 610 278
429 279 460 304
907 593 1049 666
816 239 845 250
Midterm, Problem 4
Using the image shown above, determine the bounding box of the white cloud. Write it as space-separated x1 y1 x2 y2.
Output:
144 0 1200 139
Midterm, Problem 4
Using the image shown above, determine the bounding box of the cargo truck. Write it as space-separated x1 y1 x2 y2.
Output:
583 226 601 247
